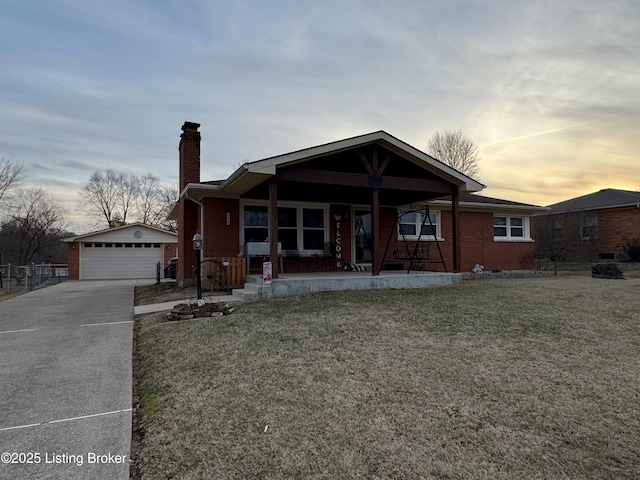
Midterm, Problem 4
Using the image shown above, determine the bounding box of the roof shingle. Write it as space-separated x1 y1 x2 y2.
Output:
546 189 640 214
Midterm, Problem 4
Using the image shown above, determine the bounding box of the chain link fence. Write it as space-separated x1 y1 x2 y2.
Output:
0 263 68 294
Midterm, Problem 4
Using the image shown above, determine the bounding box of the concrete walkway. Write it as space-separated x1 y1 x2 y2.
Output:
0 280 143 480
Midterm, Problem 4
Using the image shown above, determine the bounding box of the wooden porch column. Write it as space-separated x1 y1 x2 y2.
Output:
269 180 279 279
452 189 461 272
371 187 380 276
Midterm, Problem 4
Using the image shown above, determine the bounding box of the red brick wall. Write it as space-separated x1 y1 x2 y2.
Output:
179 198 535 278
179 122 200 189
67 242 80 280
532 206 640 260
202 198 240 258
177 198 200 285
381 209 535 272
177 122 202 285
594 207 640 254
163 243 178 265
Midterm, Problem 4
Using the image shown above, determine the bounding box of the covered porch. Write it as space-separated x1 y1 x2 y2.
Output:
176 127 485 286
222 131 485 278
232 269 461 300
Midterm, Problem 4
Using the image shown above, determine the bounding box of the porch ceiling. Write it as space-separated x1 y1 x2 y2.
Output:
240 142 465 206
241 178 450 206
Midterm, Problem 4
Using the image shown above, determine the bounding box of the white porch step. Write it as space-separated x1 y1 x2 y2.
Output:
231 288 259 301
232 280 273 300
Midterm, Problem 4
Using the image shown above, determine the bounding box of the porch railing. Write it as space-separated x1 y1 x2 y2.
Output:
206 257 246 289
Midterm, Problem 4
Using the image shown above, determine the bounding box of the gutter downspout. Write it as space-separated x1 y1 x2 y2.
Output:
186 191 205 253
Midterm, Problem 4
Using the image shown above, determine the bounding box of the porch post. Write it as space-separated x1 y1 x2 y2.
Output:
269 180 279 279
452 188 461 272
371 187 380 275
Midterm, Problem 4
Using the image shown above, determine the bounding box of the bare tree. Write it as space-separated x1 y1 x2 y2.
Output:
426 130 480 179
136 173 163 225
82 170 139 228
156 183 179 232
81 170 178 230
2 187 68 265
118 174 139 225
134 176 178 230
0 157 25 205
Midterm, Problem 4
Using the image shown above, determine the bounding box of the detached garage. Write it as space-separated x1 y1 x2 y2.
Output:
64 223 178 280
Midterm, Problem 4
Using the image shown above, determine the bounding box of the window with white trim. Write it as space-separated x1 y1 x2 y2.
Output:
302 208 325 250
242 204 327 253
581 213 597 240
244 205 268 242
494 216 525 239
398 211 439 240
277 207 297 250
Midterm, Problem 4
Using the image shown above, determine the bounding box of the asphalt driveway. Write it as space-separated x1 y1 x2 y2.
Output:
0 280 140 479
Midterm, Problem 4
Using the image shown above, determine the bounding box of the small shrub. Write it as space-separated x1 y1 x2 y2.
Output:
623 236 640 262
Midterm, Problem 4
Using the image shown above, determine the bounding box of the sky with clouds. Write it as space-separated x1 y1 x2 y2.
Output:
1 0 638 230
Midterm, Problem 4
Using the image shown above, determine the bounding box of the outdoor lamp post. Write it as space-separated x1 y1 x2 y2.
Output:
192 233 203 300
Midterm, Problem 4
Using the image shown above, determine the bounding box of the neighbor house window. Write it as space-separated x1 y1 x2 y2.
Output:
551 217 564 239
581 213 597 239
494 216 525 239
398 211 439 240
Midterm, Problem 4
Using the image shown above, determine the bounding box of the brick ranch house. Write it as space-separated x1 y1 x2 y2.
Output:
171 122 545 287
532 188 640 261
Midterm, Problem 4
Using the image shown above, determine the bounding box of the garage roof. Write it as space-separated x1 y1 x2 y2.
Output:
63 223 177 243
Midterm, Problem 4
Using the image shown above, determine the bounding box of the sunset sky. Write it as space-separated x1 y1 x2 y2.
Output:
1 0 638 230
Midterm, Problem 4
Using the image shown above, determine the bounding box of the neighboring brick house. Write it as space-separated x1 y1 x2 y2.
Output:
531 189 640 261
171 122 544 286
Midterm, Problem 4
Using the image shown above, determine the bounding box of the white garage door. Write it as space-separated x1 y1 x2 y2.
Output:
80 242 163 280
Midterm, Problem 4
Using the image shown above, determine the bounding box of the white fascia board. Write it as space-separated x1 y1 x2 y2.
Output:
181 183 239 200
188 131 486 200
64 223 177 242
221 164 251 188
376 133 485 193
179 183 221 197
235 131 485 193
426 199 549 215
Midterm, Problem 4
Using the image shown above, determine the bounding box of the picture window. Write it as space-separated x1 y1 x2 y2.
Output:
398 211 438 240
494 216 526 239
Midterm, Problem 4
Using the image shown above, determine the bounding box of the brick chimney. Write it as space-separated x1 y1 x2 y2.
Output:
179 121 201 189
177 121 201 286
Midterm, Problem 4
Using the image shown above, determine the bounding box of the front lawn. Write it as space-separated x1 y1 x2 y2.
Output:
133 276 640 479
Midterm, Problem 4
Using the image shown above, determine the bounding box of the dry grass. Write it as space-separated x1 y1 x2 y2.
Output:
0 290 25 302
134 282 232 306
536 260 640 278
134 282 198 305
133 276 640 479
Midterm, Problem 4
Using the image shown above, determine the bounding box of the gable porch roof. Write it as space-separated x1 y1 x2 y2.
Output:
181 130 485 202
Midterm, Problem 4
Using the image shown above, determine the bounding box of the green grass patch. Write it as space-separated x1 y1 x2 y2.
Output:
133 277 640 479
